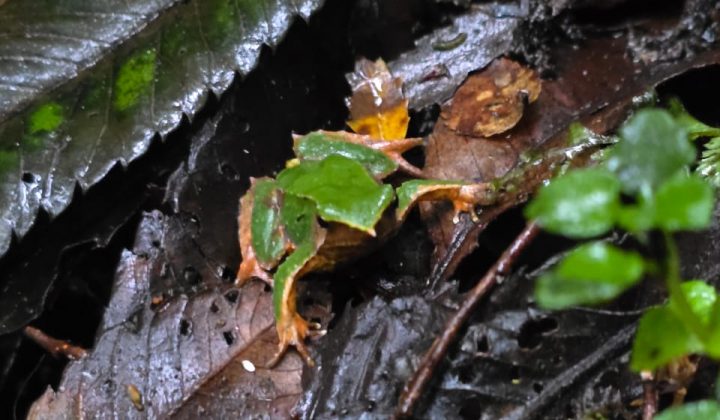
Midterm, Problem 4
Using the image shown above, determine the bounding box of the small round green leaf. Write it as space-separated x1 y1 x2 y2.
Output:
654 174 715 231
607 109 694 195
631 306 702 372
671 280 718 326
535 242 645 309
525 168 620 238
655 400 720 420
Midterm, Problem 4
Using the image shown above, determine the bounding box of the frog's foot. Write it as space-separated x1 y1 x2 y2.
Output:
267 313 325 367
236 258 273 287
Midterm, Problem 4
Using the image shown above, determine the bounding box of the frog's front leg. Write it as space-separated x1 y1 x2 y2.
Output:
267 233 326 367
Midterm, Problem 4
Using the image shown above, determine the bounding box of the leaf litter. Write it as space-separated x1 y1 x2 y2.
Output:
18 0 720 418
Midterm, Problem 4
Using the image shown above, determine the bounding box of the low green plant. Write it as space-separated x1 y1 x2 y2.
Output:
525 106 720 418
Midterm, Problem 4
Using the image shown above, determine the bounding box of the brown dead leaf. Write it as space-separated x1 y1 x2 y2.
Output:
441 57 541 138
28 212 302 419
346 58 410 140
420 38 720 281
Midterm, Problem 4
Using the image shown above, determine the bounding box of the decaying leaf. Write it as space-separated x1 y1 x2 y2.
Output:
417 35 720 274
346 58 410 140
27 212 303 418
441 58 541 138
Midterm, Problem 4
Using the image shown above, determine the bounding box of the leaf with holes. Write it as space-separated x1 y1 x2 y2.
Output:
0 0 321 259
27 212 312 418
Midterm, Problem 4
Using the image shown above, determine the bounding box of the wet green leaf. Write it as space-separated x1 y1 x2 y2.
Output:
525 168 620 238
277 155 394 235
0 0 321 258
655 400 720 420
535 242 645 309
606 109 694 195
670 281 717 326
654 174 715 231
294 131 398 178
616 201 655 233
631 306 701 371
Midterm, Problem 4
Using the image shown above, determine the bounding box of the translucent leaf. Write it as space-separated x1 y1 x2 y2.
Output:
346 58 409 140
535 242 645 309
606 109 694 195
525 168 620 238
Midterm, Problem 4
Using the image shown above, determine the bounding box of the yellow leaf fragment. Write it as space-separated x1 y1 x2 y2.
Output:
346 58 410 140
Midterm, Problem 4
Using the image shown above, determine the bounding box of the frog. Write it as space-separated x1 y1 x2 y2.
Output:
235 130 495 365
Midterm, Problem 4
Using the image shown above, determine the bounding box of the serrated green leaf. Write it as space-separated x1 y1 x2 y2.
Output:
631 306 702 371
294 131 398 178
607 109 695 195
668 98 720 141
654 174 715 231
525 168 620 238
535 242 645 309
0 0 322 259
655 400 720 420
277 155 394 235
250 179 286 268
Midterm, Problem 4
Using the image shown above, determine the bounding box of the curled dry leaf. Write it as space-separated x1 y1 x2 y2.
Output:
419 37 720 274
346 58 410 140
441 58 541 138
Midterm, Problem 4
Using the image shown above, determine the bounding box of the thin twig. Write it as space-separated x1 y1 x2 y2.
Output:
23 326 88 360
395 223 540 418
642 372 658 420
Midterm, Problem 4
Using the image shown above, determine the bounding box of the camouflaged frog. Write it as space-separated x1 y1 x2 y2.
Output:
235 130 494 365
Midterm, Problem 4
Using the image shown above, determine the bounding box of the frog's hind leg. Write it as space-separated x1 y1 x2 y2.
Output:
267 239 325 367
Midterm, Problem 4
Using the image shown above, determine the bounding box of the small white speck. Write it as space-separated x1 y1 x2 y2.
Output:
243 149 250 154
241 360 256 372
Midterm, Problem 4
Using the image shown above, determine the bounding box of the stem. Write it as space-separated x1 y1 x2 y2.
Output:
642 372 658 420
395 223 540 418
23 326 88 360
663 231 709 342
